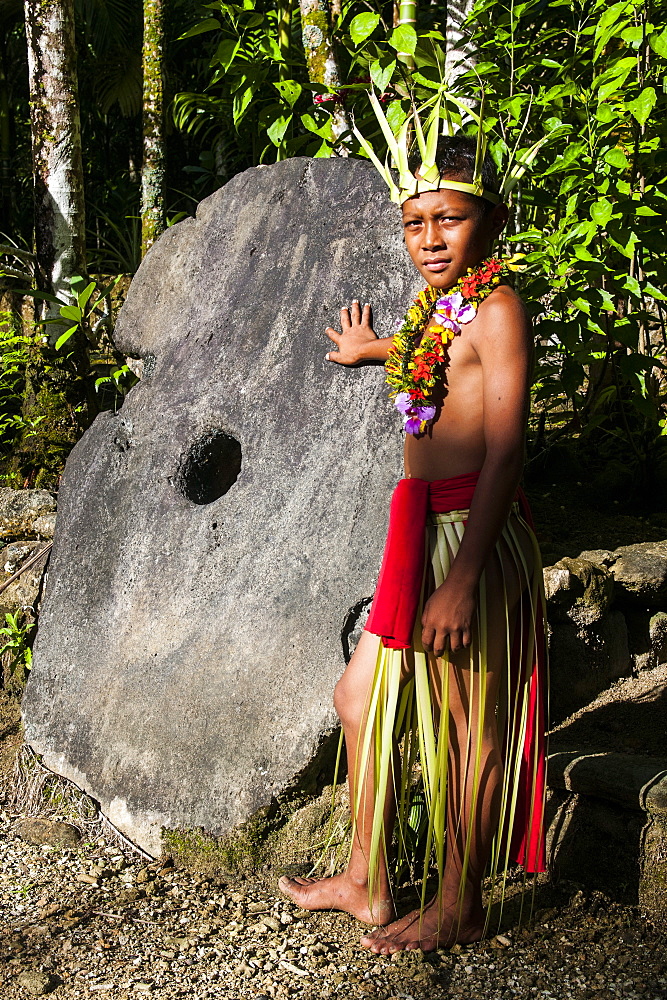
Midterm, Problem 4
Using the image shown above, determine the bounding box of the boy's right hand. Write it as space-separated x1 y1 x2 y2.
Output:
325 301 378 365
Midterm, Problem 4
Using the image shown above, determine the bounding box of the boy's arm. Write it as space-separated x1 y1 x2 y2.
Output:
325 301 394 365
421 290 533 657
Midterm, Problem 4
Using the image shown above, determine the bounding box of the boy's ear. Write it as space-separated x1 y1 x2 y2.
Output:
489 202 509 238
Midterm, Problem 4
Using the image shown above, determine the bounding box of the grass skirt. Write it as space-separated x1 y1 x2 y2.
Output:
355 501 548 927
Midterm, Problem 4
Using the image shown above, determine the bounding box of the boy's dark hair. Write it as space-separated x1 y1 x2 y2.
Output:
409 134 501 214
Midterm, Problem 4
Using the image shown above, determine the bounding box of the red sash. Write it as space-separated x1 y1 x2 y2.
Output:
365 471 547 873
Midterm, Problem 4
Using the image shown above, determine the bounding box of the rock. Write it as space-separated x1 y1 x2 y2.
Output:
544 558 631 721
22 157 414 855
14 817 81 848
580 540 667 608
33 512 57 538
649 612 667 664
16 970 59 995
0 489 56 541
0 540 51 615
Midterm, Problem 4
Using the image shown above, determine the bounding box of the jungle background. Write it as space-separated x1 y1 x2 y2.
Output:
1 0 667 528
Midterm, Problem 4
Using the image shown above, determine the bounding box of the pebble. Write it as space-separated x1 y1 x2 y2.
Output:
16 970 58 996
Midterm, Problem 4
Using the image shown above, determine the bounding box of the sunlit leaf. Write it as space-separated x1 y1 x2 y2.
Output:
274 80 302 107
590 198 614 226
389 24 417 55
178 17 220 39
626 87 656 127
55 325 78 351
370 56 396 93
266 113 292 146
349 12 380 45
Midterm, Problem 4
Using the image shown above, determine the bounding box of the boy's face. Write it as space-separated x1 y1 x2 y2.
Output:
401 188 509 289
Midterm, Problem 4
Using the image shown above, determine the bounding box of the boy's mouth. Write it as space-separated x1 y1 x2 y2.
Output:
422 259 451 273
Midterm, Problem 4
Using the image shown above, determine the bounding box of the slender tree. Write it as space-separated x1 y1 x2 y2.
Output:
24 0 86 313
396 0 416 72
445 0 476 83
298 0 350 142
141 0 165 256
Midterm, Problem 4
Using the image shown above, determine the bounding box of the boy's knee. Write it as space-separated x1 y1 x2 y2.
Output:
334 677 360 726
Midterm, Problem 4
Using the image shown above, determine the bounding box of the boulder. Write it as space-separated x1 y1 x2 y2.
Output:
580 540 667 608
22 157 418 856
0 489 55 542
544 557 631 721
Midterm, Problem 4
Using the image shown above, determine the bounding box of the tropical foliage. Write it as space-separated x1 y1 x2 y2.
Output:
1 0 666 490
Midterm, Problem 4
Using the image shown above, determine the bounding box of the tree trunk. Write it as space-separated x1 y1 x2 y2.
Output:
298 0 350 143
396 0 416 73
20 0 93 487
24 0 86 313
141 0 165 257
445 0 476 84
0 36 12 232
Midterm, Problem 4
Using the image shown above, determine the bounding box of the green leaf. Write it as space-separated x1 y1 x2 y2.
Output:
274 80 302 107
55 325 78 351
266 113 292 145
386 99 408 131
627 87 656 127
635 204 660 216
594 57 636 101
604 146 629 169
645 281 667 300
60 304 82 322
214 38 240 72
370 56 396 93
622 275 641 297
590 198 614 226
349 12 380 45
649 27 667 58
233 86 254 125
389 24 417 55
595 103 615 123
77 281 96 310
178 17 220 39
300 112 333 140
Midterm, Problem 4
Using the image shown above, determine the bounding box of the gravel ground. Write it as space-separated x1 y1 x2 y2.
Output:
1 808 666 1000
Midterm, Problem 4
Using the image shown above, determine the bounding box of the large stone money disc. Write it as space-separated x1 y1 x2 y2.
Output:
22 157 420 854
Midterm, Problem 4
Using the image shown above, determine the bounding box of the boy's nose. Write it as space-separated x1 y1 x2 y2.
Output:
422 222 445 249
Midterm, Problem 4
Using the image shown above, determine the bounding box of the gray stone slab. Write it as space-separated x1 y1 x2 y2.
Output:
21 157 421 855
548 750 667 814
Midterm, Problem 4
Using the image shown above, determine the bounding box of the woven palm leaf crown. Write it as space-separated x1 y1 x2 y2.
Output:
353 89 544 207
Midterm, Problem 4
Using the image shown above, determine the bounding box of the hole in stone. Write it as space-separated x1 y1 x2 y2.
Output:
177 431 242 505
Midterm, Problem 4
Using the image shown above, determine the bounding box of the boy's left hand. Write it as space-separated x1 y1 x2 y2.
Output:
325 301 377 365
421 578 476 657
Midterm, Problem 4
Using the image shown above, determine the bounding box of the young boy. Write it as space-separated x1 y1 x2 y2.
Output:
278 135 547 954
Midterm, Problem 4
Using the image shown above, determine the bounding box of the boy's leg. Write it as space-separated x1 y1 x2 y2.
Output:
278 629 398 925
362 513 536 953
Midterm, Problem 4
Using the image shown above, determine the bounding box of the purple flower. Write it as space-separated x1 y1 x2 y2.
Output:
394 392 414 416
394 394 436 434
435 290 477 327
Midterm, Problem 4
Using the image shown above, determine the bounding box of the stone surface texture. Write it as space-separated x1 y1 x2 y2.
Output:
544 557 631 721
0 489 55 541
580 540 667 607
22 157 418 856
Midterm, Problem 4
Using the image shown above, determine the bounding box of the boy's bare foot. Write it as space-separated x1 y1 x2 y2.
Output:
277 873 395 926
360 894 485 953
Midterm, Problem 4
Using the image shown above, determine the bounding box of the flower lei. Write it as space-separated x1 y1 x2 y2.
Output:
386 256 513 435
